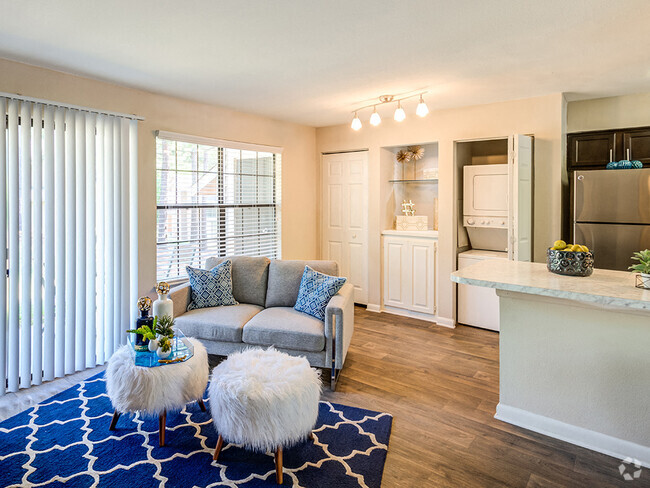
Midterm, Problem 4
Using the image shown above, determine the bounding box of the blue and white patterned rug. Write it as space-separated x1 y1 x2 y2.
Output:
0 373 392 487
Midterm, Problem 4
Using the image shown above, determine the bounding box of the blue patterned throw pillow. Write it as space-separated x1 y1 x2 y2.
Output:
294 265 346 321
187 260 238 310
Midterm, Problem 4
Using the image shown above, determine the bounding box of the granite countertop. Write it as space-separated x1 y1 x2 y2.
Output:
451 259 650 311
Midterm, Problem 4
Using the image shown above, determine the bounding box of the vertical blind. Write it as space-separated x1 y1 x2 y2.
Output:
155 131 282 281
0 95 139 395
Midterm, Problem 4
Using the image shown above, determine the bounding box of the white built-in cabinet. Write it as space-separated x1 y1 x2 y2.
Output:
382 231 437 318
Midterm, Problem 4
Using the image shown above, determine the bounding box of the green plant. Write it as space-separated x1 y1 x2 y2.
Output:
158 335 172 353
126 324 156 340
155 314 175 339
629 249 650 274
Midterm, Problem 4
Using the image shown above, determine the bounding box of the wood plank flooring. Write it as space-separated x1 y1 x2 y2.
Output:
319 307 646 488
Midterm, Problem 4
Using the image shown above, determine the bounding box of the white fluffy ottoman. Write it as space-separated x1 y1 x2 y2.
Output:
209 347 321 484
106 337 209 446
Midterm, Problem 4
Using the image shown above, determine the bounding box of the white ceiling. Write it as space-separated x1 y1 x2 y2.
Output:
1 0 650 127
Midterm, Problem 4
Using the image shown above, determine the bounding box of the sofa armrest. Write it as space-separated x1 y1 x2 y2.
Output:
169 282 191 318
325 282 355 374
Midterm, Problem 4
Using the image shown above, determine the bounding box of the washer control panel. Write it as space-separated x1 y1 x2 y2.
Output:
464 216 508 228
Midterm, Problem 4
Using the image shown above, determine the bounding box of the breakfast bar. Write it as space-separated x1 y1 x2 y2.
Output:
451 260 650 466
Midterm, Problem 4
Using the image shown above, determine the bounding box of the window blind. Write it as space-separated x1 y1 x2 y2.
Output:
0 96 139 395
155 133 282 281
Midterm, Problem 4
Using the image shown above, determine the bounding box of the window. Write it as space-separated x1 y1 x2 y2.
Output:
155 132 282 281
0 95 139 394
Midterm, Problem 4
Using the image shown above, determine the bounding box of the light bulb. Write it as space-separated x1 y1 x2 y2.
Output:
369 107 381 126
416 95 429 117
394 101 406 122
351 112 362 131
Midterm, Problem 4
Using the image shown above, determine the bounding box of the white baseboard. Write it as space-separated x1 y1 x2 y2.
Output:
435 316 456 328
382 305 436 323
366 303 381 313
496 403 650 468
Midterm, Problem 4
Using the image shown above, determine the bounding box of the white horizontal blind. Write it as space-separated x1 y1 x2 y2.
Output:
0 97 139 395
156 135 282 281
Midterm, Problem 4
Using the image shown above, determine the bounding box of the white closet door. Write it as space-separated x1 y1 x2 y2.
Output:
508 134 533 262
322 151 368 304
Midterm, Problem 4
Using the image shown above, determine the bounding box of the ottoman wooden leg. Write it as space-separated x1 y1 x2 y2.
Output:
159 411 167 447
198 398 206 412
275 446 283 485
109 411 121 431
213 434 224 461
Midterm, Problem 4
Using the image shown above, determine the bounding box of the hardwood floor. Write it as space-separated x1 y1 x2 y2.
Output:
319 307 644 488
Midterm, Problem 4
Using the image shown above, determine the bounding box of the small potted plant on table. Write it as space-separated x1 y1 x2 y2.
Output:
126 324 156 352
157 336 172 359
629 249 650 289
154 314 175 359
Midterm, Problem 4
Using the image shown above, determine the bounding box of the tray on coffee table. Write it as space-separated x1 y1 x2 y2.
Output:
127 329 194 368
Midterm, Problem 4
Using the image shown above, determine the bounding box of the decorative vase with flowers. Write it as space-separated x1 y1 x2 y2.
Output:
153 281 174 319
128 297 154 351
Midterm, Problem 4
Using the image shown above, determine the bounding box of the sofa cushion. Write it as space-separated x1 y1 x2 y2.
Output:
205 256 270 307
294 266 346 321
242 307 325 352
186 260 238 311
265 260 339 308
175 304 263 343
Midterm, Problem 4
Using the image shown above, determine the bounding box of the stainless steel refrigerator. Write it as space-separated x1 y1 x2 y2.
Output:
574 168 650 270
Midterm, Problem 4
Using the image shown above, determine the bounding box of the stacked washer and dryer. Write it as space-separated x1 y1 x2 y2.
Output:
457 137 533 331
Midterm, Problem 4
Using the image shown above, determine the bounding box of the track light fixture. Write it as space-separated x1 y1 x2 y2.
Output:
350 91 429 130
350 111 362 131
369 106 381 126
416 94 429 117
393 101 406 122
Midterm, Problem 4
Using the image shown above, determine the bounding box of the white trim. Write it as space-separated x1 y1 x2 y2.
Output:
0 92 143 121
496 403 650 468
434 316 456 328
366 303 381 313
155 130 283 154
382 305 438 324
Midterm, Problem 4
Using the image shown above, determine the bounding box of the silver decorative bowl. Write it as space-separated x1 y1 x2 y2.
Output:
547 249 594 277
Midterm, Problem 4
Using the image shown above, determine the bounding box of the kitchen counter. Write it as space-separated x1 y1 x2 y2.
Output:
451 259 650 312
451 260 650 466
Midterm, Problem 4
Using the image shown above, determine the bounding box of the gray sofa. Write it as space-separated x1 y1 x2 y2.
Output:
169 256 354 389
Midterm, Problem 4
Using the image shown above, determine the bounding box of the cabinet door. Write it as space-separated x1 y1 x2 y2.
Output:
567 132 616 169
623 129 650 166
383 237 409 309
408 239 436 314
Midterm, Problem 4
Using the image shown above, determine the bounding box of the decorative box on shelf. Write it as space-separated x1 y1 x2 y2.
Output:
395 215 428 231
422 168 439 179
128 329 194 368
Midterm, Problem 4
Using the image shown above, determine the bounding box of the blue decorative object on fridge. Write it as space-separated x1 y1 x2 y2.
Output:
607 160 641 169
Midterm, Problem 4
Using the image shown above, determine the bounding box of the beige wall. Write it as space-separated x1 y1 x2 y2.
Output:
568 92 650 132
316 93 565 324
0 58 318 297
